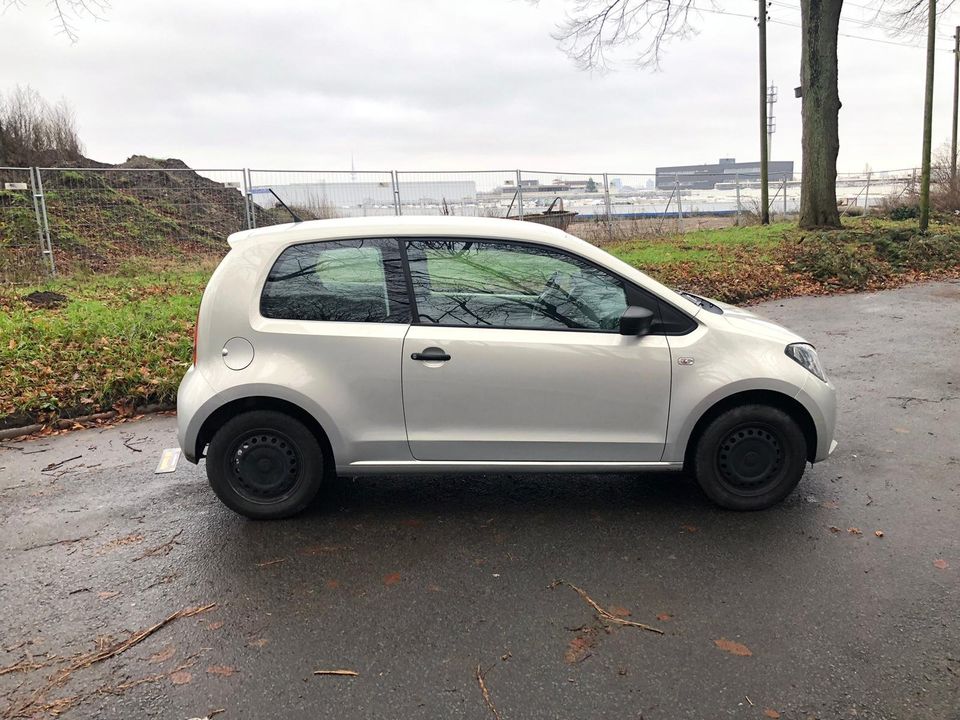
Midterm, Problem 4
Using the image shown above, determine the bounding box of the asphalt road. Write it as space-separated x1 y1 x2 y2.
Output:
1 281 958 720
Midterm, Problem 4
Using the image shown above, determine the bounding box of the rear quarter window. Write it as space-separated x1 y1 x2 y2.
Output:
260 239 410 323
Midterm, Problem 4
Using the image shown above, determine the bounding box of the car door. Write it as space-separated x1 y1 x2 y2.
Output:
400 238 673 463
255 237 413 464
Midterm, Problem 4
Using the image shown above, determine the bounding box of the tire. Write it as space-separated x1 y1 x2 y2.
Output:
692 404 807 511
205 410 325 520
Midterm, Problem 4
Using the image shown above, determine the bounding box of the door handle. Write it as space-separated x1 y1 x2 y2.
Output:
411 347 451 362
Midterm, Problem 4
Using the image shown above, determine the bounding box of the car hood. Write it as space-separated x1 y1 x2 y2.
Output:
706 298 808 345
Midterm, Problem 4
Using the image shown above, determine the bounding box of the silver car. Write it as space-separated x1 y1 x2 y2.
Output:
177 216 837 519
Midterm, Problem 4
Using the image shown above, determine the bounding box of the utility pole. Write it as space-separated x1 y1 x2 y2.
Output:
920 0 936 232
952 26 959 189
758 0 770 225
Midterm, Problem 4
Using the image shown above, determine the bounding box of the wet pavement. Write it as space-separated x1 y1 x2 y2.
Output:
1 281 958 720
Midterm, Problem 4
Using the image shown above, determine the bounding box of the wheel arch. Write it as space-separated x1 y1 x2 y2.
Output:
194 395 335 471
681 389 818 469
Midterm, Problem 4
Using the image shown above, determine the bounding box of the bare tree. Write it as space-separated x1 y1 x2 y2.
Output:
3 0 109 42
0 85 84 165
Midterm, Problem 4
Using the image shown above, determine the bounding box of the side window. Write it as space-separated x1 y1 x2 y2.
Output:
260 238 410 323
404 239 630 331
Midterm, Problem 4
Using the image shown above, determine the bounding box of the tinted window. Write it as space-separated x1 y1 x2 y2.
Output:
261 239 410 323
405 239 629 331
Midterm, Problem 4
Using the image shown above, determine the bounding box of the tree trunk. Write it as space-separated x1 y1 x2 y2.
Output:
799 0 843 229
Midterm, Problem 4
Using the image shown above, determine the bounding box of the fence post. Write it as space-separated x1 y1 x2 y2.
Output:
735 173 740 226
241 168 253 230
516 170 524 220
392 171 402 215
864 171 872 215
32 168 56 276
602 172 613 241
29 167 47 274
675 173 682 234
782 175 788 217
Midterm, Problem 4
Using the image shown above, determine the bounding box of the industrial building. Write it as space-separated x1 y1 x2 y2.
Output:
655 158 794 190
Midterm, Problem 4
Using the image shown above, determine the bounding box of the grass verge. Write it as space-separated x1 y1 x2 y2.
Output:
1 219 959 428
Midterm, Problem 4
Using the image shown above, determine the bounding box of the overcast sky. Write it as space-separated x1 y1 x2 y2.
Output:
1 0 957 174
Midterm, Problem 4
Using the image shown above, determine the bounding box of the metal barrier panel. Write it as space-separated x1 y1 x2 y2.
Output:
835 168 918 215
247 170 396 226
37 166 246 274
0 167 46 282
393 171 519 218
515 170 609 242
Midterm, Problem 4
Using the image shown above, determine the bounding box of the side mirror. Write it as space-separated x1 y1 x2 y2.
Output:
619 306 655 336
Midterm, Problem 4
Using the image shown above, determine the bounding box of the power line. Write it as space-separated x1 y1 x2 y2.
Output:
767 0 954 42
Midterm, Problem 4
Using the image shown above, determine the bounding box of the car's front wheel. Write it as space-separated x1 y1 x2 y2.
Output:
206 410 325 520
692 404 807 511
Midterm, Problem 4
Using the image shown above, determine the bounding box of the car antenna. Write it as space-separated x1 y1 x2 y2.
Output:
268 189 302 223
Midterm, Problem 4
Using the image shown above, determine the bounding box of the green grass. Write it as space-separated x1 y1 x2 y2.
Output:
2 218 959 426
0 263 212 424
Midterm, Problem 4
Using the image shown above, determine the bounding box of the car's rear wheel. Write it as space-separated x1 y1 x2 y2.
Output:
206 410 324 519
692 404 807 510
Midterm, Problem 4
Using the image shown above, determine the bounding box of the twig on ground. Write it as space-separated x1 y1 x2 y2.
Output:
0 656 59 677
312 669 359 677
476 663 502 720
553 581 664 635
22 535 93 552
133 530 183 561
121 436 144 453
40 455 81 472
3 603 216 718
256 558 285 568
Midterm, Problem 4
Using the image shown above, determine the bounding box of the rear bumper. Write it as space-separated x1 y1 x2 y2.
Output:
176 365 220 464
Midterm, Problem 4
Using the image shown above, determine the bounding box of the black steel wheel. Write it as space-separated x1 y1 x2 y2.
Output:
692 404 807 511
715 423 784 497
206 410 325 520
227 429 303 504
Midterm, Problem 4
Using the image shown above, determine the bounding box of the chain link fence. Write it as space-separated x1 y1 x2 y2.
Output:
0 167 48 283
32 167 248 276
0 164 928 282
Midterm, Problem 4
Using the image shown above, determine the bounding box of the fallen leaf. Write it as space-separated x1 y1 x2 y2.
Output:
608 606 631 618
680 524 699 533
829 526 841 533
714 638 752 657
847 527 863 536
169 670 192 685
97 591 120 600
874 530 884 538
763 709 781 719
934 559 949 570
427 584 442 592
325 579 341 589
564 635 595 664
7 339 15 350
821 500 840 509
206 665 237 677
149 645 176 664
248 638 269 648
207 621 224 631
383 572 401 586
656 612 673 622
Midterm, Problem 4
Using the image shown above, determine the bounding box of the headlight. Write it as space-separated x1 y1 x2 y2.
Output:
785 343 828 382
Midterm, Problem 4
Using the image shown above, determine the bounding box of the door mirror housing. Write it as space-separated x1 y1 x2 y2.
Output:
619 306 655 336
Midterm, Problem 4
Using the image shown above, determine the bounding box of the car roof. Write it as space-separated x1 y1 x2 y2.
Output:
227 215 575 250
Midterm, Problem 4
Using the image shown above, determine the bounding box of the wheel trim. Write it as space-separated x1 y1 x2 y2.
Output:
227 428 303 504
715 422 785 497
